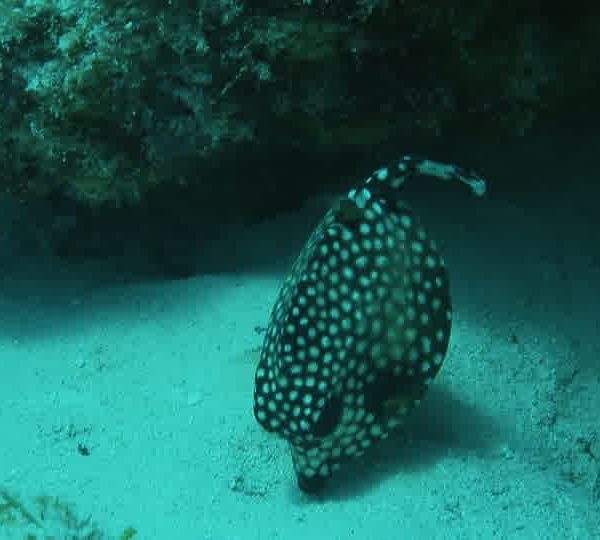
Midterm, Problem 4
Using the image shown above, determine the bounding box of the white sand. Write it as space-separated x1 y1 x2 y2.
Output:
1 157 599 539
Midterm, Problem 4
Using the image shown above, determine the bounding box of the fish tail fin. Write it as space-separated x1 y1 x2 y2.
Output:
364 155 487 197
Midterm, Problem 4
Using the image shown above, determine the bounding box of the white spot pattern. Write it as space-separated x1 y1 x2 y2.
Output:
253 155 485 493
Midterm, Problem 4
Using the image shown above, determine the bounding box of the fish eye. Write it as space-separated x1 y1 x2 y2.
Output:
311 394 343 438
332 197 363 229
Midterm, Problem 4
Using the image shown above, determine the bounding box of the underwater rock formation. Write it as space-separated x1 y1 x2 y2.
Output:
0 1 597 211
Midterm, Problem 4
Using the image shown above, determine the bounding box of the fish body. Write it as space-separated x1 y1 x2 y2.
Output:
253 156 485 493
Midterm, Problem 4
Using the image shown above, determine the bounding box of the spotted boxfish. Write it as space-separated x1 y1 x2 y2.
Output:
253 155 486 494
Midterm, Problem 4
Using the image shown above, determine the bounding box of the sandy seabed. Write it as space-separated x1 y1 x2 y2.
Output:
1 142 599 539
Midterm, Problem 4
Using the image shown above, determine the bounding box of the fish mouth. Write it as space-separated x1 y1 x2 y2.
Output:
290 444 331 494
297 471 328 494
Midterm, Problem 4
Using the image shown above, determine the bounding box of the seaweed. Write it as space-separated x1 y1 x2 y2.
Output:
0 488 136 539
